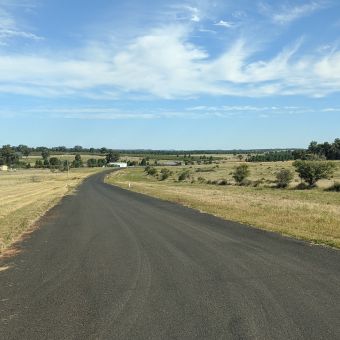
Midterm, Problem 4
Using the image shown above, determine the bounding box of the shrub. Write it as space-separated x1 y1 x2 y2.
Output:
197 177 206 183
146 167 157 176
276 169 294 188
232 164 250 184
217 179 228 185
293 160 336 187
295 182 312 190
178 170 190 181
87 158 98 167
326 182 340 192
159 168 172 181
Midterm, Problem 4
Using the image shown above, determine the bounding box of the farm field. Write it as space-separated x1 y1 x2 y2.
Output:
0 168 103 252
106 161 340 248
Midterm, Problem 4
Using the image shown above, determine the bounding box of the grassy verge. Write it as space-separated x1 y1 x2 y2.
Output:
106 166 340 248
0 168 102 253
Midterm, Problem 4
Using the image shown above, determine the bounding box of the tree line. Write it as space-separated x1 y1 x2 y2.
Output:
307 139 340 160
0 145 122 169
247 138 340 162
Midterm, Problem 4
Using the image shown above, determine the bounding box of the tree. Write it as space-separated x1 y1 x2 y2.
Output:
17 144 31 158
97 159 106 167
73 145 83 153
276 169 294 188
41 148 50 161
87 158 98 167
140 158 147 166
292 149 307 160
72 154 83 168
232 164 250 184
43 159 50 167
293 160 336 187
308 141 319 154
49 157 61 168
0 145 18 166
307 138 340 160
106 152 120 163
35 159 44 168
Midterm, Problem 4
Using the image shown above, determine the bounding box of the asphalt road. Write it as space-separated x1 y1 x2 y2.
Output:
1 171 340 339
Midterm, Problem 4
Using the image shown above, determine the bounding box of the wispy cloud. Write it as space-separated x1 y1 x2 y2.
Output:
260 1 326 25
2 104 339 121
0 1 42 45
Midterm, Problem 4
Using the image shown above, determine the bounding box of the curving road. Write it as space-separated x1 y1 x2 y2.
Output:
1 171 340 339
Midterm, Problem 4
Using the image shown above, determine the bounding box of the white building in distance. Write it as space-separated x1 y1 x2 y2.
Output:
0 165 8 171
107 162 128 168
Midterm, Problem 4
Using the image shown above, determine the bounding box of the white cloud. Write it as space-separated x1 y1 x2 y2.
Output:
0 24 340 99
214 20 234 28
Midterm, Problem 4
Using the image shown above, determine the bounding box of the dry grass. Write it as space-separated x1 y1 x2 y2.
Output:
0 168 101 252
107 162 340 248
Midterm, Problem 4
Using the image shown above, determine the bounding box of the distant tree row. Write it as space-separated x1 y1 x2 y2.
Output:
247 151 294 162
0 144 121 169
246 138 340 162
2 144 301 157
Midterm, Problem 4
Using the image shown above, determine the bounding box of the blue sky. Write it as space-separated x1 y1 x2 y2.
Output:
0 0 339 149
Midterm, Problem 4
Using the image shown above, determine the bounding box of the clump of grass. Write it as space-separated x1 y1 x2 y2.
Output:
195 168 215 173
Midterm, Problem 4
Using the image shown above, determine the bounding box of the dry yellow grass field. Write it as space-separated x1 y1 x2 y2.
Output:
107 161 340 248
0 168 102 252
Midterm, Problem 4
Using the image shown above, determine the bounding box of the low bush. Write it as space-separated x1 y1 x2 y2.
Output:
146 167 157 176
178 170 190 181
326 182 340 192
232 164 250 184
295 182 312 190
159 168 172 181
276 169 294 188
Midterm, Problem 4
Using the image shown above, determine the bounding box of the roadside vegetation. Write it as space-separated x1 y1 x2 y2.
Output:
106 138 340 248
0 168 103 253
